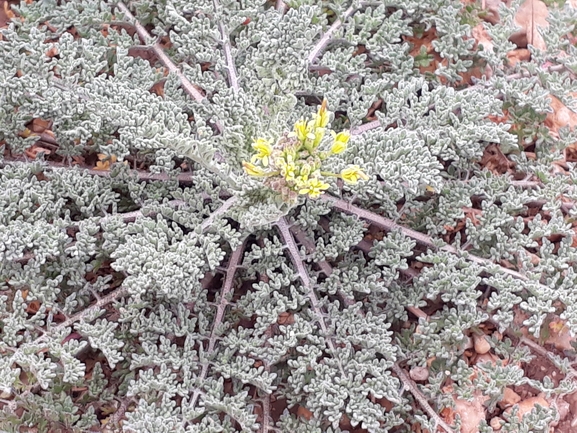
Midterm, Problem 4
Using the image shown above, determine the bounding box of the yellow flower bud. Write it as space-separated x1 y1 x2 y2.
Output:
313 99 330 128
243 161 269 177
251 138 273 166
278 155 297 181
293 119 311 142
340 165 369 184
330 130 350 154
312 127 325 148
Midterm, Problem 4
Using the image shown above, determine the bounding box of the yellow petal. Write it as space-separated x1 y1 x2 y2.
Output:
331 140 347 154
341 165 369 184
314 99 330 128
243 161 267 177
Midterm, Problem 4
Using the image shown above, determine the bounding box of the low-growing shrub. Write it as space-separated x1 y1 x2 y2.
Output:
1 0 577 432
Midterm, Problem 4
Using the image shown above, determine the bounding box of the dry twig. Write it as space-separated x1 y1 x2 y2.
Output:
392 363 455 433
276 217 346 376
323 195 554 293
188 240 247 411
116 2 206 103
212 0 240 92
307 6 356 65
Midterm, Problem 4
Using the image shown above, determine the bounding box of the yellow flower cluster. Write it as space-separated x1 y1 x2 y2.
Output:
242 100 368 201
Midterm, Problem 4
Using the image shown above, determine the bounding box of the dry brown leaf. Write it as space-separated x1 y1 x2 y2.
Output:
101 23 109 38
2 1 15 24
480 144 514 173
403 28 443 75
552 397 570 424
339 413 353 431
71 155 85 165
18 118 53 141
545 317 575 352
30 118 51 133
564 391 577 427
566 146 577 163
71 386 88 392
94 153 118 171
45 46 58 58
19 128 33 138
296 405 313 420
511 0 549 51
277 312 295 325
100 401 119 416
25 144 52 159
375 397 394 411
25 300 41 314
150 80 166 97
366 98 383 122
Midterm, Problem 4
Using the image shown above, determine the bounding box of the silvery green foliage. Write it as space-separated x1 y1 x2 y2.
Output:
1 0 577 431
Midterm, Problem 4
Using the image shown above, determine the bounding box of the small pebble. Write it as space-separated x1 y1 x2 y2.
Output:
490 417 503 430
473 334 491 354
409 366 429 382
498 387 521 409
505 396 549 420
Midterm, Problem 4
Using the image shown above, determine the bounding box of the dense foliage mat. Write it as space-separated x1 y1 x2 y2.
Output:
1 0 577 432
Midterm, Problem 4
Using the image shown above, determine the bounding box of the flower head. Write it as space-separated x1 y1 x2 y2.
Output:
330 130 350 154
251 138 273 166
340 165 369 184
242 101 367 202
298 178 330 198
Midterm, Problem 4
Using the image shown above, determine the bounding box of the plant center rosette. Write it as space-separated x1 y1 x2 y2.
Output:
243 100 368 203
